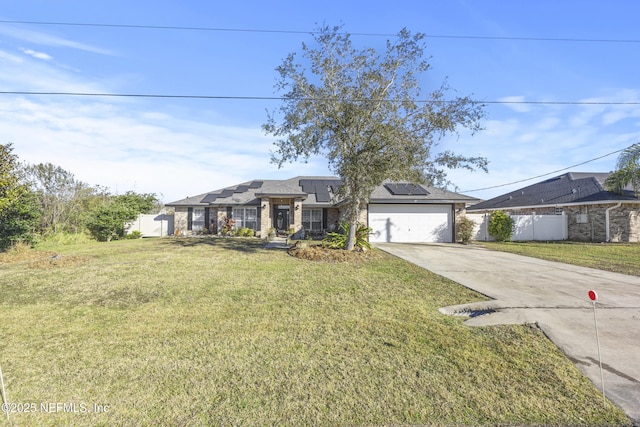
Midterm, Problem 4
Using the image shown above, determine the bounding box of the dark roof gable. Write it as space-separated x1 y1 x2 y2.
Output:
469 172 637 211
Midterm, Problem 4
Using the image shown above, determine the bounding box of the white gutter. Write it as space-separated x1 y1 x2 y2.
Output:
605 202 623 242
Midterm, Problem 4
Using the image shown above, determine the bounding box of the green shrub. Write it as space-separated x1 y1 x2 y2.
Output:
234 227 255 237
220 216 235 236
86 202 133 242
323 222 372 250
456 215 476 244
125 231 143 239
488 210 514 242
85 192 158 242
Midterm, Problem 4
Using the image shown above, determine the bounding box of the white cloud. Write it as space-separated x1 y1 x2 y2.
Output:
0 25 114 55
0 48 23 63
0 41 122 94
5 90 638 205
20 47 52 60
1 96 330 203
1 33 638 206
446 95 640 200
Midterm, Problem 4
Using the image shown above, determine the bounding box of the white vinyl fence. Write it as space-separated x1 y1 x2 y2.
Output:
466 212 568 241
125 214 174 237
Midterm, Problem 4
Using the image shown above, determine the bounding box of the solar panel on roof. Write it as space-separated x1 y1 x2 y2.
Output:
201 194 219 203
385 183 428 195
249 181 263 188
234 185 250 193
316 190 331 202
299 180 312 192
218 189 234 198
299 179 342 202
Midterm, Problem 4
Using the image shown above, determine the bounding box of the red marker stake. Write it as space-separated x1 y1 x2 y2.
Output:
589 290 606 407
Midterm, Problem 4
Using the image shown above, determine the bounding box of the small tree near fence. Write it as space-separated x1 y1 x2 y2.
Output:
456 215 476 244
488 210 514 242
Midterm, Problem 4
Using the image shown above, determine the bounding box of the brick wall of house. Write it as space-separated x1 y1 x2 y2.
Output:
174 207 188 236
336 204 368 227
326 208 340 232
605 204 639 242
561 204 639 242
208 208 218 233
359 205 368 225
631 209 640 242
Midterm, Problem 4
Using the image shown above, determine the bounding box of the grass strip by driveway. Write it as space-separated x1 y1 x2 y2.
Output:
479 241 640 276
0 238 630 426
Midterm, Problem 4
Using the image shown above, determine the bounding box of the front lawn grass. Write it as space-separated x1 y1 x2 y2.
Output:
0 238 630 426
480 241 640 276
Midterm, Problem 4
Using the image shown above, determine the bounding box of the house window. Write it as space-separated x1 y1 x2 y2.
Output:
192 208 205 231
302 209 323 231
232 208 258 230
555 207 564 215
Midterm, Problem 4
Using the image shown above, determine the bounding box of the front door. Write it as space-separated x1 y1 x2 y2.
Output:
274 205 290 233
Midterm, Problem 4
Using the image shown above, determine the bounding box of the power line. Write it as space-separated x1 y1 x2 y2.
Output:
1 91 640 106
0 91 282 101
461 147 626 193
1 19 640 44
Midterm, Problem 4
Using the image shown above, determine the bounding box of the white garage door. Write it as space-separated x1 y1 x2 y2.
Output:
368 204 453 243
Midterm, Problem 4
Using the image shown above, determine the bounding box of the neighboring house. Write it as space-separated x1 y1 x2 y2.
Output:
467 172 640 242
166 176 479 243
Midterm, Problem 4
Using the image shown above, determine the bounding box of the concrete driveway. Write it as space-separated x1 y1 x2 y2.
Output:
375 243 640 423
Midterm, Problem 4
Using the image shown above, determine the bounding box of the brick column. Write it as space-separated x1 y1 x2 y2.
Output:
260 198 271 238
217 208 227 234
292 198 303 236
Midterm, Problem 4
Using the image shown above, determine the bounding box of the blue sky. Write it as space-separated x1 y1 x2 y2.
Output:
1 0 639 203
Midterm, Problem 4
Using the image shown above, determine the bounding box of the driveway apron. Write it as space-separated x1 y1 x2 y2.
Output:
375 242 640 423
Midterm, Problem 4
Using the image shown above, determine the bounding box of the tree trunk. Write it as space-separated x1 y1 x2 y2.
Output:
345 218 357 251
344 198 360 251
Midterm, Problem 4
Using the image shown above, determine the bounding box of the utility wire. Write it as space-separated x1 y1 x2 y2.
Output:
1 19 640 44
461 147 626 193
1 91 640 105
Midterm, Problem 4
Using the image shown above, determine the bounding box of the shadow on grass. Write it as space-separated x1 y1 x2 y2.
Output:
162 237 264 253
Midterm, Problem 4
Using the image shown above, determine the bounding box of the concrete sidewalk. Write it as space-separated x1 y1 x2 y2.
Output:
264 236 291 250
376 242 640 423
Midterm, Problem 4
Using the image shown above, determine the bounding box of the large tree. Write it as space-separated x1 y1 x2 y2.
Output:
605 142 640 197
264 25 487 250
0 143 40 249
24 163 95 235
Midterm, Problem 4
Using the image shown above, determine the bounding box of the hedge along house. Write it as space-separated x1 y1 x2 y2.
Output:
467 172 640 242
166 176 479 243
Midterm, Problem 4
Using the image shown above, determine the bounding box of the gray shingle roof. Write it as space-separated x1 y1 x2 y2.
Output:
166 180 276 207
368 180 479 203
468 172 638 211
167 176 478 207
